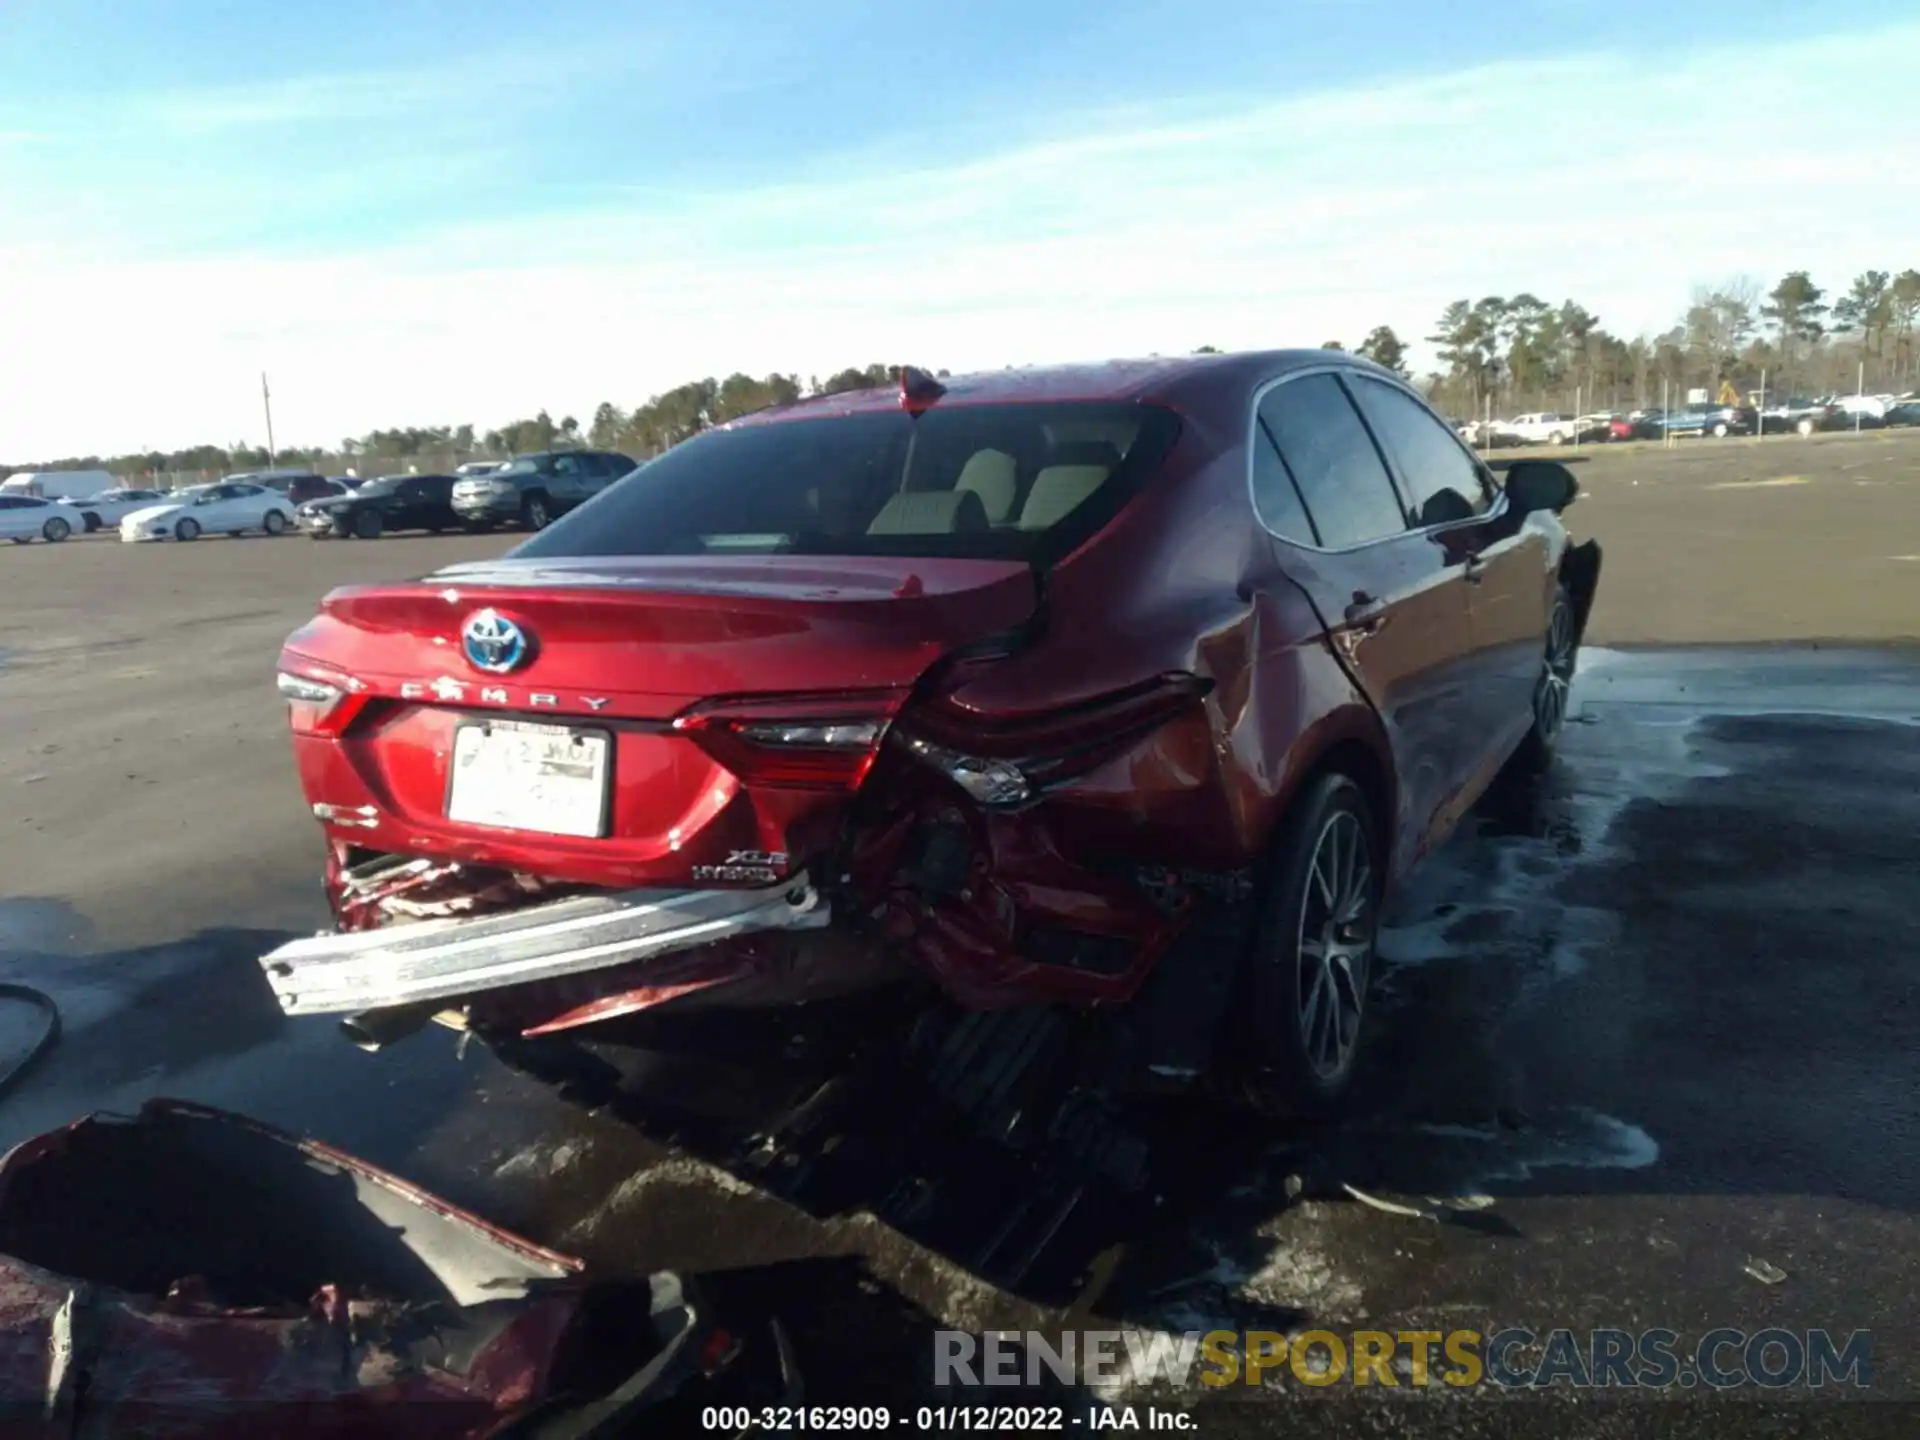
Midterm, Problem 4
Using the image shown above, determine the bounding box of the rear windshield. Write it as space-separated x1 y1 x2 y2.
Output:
510 402 1181 565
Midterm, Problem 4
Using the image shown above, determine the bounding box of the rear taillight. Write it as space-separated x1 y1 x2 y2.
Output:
276 668 368 736
674 691 903 790
898 672 1212 809
899 736 1032 806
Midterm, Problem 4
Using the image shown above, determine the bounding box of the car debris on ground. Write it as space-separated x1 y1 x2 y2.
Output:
0 1099 795 1436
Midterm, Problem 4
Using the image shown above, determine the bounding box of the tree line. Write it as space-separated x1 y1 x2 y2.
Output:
6 268 1916 481
1415 268 1920 419
0 364 925 481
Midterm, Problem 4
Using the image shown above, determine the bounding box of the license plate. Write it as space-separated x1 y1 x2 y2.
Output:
446 720 610 838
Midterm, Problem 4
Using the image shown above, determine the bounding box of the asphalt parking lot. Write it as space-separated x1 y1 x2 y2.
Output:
2 429 1918 1432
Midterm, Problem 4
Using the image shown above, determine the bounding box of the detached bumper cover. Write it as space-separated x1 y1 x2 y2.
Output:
259 873 831 1016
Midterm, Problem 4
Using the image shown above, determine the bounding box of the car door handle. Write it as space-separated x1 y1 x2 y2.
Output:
1463 553 1487 583
1344 594 1389 633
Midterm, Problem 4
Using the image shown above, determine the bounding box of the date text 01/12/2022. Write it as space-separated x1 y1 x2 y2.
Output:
699 1405 1195 1431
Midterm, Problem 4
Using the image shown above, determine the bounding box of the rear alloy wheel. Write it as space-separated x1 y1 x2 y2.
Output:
1510 583 1578 772
1713 422 1730 438
42 517 70 542
354 509 384 540
1548 431 1567 446
521 493 551 530
263 510 287 535
174 517 201 542
1797 417 1816 437
1231 773 1381 1117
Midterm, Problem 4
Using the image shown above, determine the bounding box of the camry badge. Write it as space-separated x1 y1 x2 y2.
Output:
461 610 531 674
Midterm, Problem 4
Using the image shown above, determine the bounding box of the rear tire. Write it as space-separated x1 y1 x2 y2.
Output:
1230 773 1383 1118
1797 417 1816 437
43 518 70 542
354 509 384 540
520 492 551 530
1713 422 1730 438
174 517 200 542
1548 431 1567 446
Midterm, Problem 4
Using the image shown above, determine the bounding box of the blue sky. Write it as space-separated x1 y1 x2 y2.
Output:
3 0 1917 456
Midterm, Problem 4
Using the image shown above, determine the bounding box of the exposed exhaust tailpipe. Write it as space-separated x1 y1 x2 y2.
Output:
341 1004 434 1052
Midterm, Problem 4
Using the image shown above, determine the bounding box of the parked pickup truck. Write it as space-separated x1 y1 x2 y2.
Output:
1495 413 1586 446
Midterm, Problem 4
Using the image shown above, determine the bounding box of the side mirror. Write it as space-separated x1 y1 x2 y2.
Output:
1503 460 1579 515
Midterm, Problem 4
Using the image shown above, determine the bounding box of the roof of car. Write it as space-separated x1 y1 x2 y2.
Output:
724 350 1395 428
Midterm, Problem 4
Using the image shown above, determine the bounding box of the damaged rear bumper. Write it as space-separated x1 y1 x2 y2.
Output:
259 871 830 1017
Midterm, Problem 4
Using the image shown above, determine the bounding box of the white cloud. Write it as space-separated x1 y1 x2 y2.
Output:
3 22 1917 458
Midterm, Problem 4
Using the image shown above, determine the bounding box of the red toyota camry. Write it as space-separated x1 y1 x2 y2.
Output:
263 351 1599 1114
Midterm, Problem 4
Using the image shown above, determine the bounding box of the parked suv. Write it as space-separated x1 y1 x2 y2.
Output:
450 450 637 530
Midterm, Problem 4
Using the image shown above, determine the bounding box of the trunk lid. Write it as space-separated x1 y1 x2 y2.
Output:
281 554 1035 887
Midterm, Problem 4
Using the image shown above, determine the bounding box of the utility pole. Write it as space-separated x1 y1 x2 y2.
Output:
262 372 277 465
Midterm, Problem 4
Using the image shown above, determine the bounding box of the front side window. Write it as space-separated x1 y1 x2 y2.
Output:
1256 375 1408 547
512 402 1182 567
1348 376 1492 527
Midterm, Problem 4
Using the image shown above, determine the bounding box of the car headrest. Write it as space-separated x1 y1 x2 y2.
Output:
953 449 1019 524
1017 465 1109 530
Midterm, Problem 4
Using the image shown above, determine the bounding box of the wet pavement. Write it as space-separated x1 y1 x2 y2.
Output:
1 642 1916 1430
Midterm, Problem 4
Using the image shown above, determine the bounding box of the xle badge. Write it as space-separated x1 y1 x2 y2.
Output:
692 850 790 883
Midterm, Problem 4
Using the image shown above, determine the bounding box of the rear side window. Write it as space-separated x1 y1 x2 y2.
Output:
512 402 1182 567
1347 376 1492 527
1250 422 1317 545
1257 375 1408 547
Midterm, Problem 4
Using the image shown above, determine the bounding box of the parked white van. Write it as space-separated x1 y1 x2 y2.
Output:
0 469 118 501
